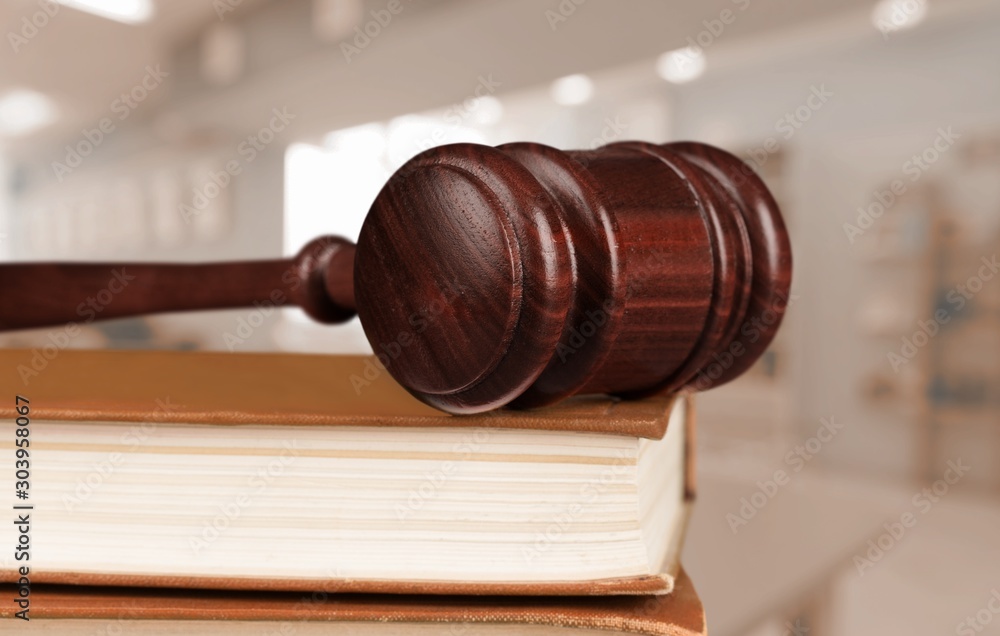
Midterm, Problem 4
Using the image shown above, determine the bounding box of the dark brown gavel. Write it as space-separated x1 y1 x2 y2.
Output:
1 141 791 414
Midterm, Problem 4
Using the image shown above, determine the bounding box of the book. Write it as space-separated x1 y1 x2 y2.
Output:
0 568 705 635
1 349 694 596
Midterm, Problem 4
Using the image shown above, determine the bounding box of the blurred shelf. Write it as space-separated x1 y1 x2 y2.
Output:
854 168 1000 488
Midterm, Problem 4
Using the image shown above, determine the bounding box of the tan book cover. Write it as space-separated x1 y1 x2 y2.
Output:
0 348 681 438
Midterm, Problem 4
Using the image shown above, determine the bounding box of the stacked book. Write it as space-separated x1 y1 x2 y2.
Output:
1 348 705 635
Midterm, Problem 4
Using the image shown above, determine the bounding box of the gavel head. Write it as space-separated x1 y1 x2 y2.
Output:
353 141 792 414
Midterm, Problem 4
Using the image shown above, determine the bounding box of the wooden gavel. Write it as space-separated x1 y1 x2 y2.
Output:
1 141 791 414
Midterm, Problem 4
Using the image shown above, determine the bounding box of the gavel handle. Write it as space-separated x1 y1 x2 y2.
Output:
0 236 356 332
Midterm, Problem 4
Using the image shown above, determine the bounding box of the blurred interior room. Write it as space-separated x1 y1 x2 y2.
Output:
1 0 999 634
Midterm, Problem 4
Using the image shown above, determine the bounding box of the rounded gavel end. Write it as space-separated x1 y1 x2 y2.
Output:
291 236 357 325
354 141 792 414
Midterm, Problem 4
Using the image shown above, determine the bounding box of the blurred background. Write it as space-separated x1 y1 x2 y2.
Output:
1 0 999 633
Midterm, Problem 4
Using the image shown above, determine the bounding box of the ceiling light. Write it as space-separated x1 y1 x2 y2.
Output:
871 0 928 35
0 89 58 138
656 47 706 84
550 74 594 106
55 0 154 25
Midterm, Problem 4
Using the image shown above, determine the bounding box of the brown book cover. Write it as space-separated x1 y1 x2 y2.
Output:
0 568 705 635
1 349 695 596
